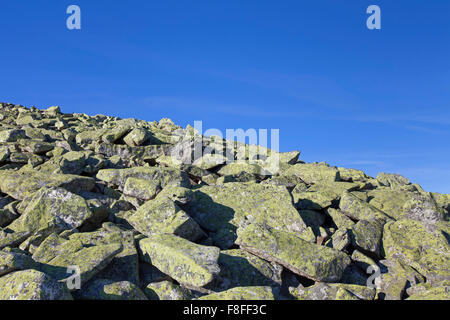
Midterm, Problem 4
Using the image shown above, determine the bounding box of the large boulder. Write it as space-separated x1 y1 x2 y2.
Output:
382 219 450 284
73 279 147 300
0 269 73 300
0 170 95 200
7 187 94 236
198 286 277 300
127 197 205 242
187 182 315 248
139 234 220 288
236 223 351 282
96 166 190 189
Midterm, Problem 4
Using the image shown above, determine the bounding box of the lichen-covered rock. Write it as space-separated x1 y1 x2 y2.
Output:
367 189 445 228
349 218 384 256
382 219 450 284
73 279 147 300
97 166 190 189
0 207 18 228
376 258 425 300
139 234 220 288
0 170 95 200
289 283 375 300
293 181 360 210
280 162 340 184
123 128 150 147
123 177 160 200
65 228 140 285
0 129 27 142
38 242 123 288
187 182 315 248
326 208 355 230
0 102 447 300
325 228 350 251
0 231 31 250
7 187 94 237
198 286 277 300
338 167 370 182
128 197 205 242
0 250 38 276
340 191 393 221
206 249 283 291
0 269 73 300
377 172 411 189
192 153 227 170
144 280 192 300
236 223 351 282
407 285 450 300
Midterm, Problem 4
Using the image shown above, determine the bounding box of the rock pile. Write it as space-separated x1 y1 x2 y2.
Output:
0 102 448 300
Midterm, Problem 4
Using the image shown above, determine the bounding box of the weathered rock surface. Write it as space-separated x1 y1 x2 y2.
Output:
139 233 220 288
236 223 351 282
0 102 448 300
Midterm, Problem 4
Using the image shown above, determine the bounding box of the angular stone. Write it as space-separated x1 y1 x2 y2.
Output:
38 243 123 287
144 280 192 300
198 286 277 300
325 228 350 251
7 187 93 236
376 259 425 300
0 129 27 142
97 166 190 189
293 181 360 210
407 285 449 300
0 269 73 300
192 153 227 170
0 207 18 228
377 172 411 188
37 151 87 175
289 283 375 300
102 125 131 144
127 197 205 242
340 191 393 221
382 219 450 283
338 167 370 182
349 218 384 256
0 249 38 276
139 234 220 287
0 231 31 250
367 189 445 227
187 182 315 249
236 223 351 282
326 208 355 229
66 228 139 285
123 177 161 200
123 128 150 146
19 140 54 154
96 143 171 162
351 250 377 272
0 169 95 200
280 163 340 184
217 162 267 177
74 279 147 300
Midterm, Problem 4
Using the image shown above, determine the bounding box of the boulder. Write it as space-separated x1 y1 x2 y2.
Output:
236 223 351 282
139 234 220 288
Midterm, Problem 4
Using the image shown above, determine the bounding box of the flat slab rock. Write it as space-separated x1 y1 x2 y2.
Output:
139 233 220 288
236 223 351 282
0 269 73 300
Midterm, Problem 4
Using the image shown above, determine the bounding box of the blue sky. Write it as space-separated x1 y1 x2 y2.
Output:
1 1 449 193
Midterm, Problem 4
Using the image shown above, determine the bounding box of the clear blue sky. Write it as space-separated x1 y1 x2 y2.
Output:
1 1 449 193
